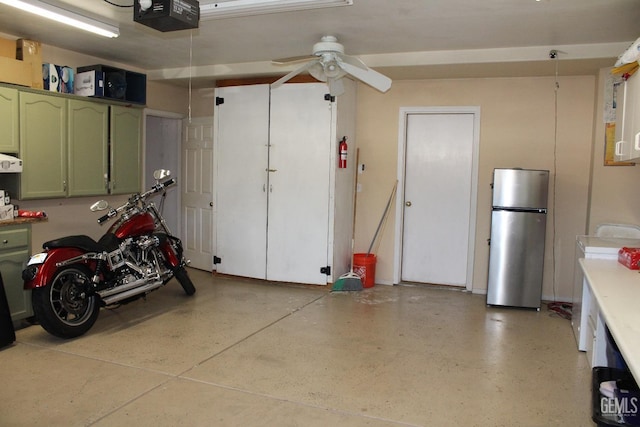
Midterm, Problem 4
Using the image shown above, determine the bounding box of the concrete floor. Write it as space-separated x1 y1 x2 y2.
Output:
1 268 593 426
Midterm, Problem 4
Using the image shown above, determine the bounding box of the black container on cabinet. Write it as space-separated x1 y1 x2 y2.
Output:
76 64 146 105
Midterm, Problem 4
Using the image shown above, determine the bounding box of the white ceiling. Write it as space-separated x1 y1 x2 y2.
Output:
0 0 638 87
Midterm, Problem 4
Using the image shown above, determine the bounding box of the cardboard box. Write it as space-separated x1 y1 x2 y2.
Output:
0 190 9 207
74 70 105 97
0 204 13 222
16 39 43 89
0 57 31 87
0 36 15 58
43 64 73 93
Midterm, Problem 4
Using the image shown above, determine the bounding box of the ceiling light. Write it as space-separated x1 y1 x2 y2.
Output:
0 0 119 38
200 0 352 19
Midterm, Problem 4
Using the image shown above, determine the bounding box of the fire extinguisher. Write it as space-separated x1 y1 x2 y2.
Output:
339 136 348 169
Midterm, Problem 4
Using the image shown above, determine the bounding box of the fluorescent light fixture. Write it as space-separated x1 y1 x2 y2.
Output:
0 0 119 38
200 0 352 19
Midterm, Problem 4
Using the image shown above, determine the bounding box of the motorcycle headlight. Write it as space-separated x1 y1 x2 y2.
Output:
27 252 47 266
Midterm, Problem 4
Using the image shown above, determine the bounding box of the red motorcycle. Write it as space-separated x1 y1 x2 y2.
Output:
22 170 195 338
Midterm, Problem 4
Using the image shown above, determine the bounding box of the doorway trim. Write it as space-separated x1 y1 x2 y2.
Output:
393 106 480 291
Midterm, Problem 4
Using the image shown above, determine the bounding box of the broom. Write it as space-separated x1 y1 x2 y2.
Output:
332 148 363 292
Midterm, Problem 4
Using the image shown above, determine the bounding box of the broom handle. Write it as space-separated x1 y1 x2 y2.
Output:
367 180 397 255
350 148 360 272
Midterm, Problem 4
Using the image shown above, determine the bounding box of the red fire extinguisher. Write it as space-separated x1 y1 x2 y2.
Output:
339 136 348 169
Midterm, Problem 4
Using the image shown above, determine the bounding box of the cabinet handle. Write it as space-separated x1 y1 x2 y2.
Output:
63 180 67 191
2 240 7 244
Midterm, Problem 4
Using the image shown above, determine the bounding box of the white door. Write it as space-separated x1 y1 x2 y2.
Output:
145 115 180 235
182 117 215 271
396 108 479 289
267 83 332 285
214 85 270 279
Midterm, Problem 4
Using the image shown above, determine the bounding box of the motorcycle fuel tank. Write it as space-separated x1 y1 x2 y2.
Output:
111 212 155 238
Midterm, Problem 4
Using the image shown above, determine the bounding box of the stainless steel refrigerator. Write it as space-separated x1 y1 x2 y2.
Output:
486 168 549 309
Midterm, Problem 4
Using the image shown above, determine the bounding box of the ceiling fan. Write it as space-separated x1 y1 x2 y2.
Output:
271 36 392 96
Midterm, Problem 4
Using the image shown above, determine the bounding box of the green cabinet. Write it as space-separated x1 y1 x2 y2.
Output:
0 225 32 321
110 105 142 195
0 86 19 153
19 92 68 199
5 88 142 199
68 99 109 196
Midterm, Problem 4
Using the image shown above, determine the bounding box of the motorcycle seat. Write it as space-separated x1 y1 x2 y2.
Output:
43 235 105 253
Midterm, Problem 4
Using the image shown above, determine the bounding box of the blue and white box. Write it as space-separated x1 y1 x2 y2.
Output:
43 64 73 93
74 70 105 97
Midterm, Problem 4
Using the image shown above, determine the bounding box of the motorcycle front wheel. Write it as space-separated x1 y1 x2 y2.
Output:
32 265 100 339
174 266 196 296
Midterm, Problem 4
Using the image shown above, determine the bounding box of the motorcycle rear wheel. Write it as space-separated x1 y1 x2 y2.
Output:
32 265 100 339
174 266 196 296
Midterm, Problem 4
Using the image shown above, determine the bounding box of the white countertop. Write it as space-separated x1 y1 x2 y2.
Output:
580 258 640 381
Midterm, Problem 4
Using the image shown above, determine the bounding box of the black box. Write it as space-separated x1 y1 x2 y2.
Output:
76 65 146 105
134 0 199 32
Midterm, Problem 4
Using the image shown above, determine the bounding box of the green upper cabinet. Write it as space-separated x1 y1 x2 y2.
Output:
110 105 142 195
0 86 19 153
3 88 143 200
19 91 68 199
68 99 109 196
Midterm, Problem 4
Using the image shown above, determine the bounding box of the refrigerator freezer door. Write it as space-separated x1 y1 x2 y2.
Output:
487 210 547 308
492 169 549 210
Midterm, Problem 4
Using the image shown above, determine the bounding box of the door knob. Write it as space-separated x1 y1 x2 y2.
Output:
209 202 214 207
405 201 412 207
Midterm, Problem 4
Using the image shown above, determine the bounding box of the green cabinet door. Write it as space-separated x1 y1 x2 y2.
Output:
0 87 19 153
110 105 142 195
68 99 109 196
0 225 32 321
19 92 67 199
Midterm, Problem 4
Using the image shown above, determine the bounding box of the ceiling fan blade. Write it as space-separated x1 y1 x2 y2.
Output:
339 54 368 70
271 60 318 89
272 55 316 65
339 61 392 93
328 78 345 96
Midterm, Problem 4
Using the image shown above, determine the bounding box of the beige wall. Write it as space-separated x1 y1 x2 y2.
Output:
355 76 595 300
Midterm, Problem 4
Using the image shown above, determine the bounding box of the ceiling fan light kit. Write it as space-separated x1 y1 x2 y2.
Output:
199 0 352 19
0 0 119 38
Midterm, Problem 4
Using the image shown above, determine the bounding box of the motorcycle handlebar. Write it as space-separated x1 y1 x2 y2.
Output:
97 209 115 224
97 214 110 224
96 178 176 225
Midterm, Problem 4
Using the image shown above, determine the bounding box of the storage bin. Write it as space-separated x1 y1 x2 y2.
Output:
592 367 640 426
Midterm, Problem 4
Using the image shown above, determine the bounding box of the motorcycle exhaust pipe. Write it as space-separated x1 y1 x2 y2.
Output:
100 280 164 305
98 276 148 298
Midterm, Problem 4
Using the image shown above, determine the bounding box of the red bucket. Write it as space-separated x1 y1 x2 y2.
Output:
353 253 377 288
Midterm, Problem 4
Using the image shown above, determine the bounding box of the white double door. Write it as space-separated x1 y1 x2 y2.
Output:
214 83 333 285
